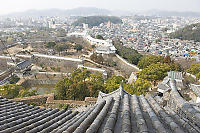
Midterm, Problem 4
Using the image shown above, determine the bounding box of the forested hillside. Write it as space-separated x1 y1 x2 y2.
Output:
170 23 200 42
72 16 122 27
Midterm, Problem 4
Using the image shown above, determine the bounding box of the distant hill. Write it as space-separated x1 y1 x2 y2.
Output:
141 10 200 17
4 7 111 17
170 23 200 42
3 7 200 17
72 16 122 27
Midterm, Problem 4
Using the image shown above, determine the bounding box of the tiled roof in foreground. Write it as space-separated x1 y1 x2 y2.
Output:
0 84 200 133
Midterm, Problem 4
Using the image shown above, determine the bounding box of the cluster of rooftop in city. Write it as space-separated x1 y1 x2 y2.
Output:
0 16 200 59
68 16 200 60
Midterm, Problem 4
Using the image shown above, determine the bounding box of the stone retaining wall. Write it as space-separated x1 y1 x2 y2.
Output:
12 93 97 108
12 94 50 105
115 54 140 71
111 54 139 76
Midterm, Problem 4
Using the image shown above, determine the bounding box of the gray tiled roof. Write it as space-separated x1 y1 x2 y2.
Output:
158 71 184 93
190 84 200 97
167 71 183 80
16 60 32 70
0 84 200 133
158 82 170 92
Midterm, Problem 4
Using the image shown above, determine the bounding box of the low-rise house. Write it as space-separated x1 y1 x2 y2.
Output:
15 60 32 77
96 45 116 54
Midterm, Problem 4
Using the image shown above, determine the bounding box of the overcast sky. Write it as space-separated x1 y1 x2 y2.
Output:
0 0 200 15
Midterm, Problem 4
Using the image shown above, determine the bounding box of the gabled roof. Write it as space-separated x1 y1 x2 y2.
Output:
1 83 200 133
16 60 32 70
158 71 184 93
167 71 183 80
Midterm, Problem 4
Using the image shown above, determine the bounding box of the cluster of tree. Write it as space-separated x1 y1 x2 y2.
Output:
170 23 200 42
104 76 125 93
90 53 104 64
55 68 152 100
139 62 171 83
90 53 117 67
72 16 122 27
137 55 182 70
0 85 38 99
55 69 105 100
54 44 69 54
138 59 182 85
137 55 164 69
124 78 151 96
186 64 200 79
113 40 143 65
74 44 83 52
45 42 56 48
45 42 83 54
96 35 104 40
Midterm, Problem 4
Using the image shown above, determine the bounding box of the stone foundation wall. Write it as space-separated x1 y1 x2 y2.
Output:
112 54 140 76
12 94 51 106
12 93 97 108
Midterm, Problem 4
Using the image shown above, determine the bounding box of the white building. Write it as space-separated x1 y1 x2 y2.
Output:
67 24 116 54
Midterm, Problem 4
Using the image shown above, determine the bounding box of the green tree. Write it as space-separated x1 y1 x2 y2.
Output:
0 85 37 99
72 16 122 27
137 55 164 69
18 89 38 97
170 62 182 72
74 44 83 52
125 78 151 96
45 42 56 48
163 55 182 71
55 80 66 100
55 69 105 100
88 72 104 97
54 44 69 55
104 75 125 93
0 85 21 99
69 69 90 100
139 62 171 83
96 35 104 40
186 64 200 75
196 72 200 80
113 40 142 65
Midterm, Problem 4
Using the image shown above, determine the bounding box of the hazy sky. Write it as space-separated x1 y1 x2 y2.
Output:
0 0 200 15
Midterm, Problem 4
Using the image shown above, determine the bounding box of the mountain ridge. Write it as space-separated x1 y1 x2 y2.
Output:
170 23 200 42
2 7 200 17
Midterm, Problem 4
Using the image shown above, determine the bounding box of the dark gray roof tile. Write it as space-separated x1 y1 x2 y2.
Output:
0 83 200 132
